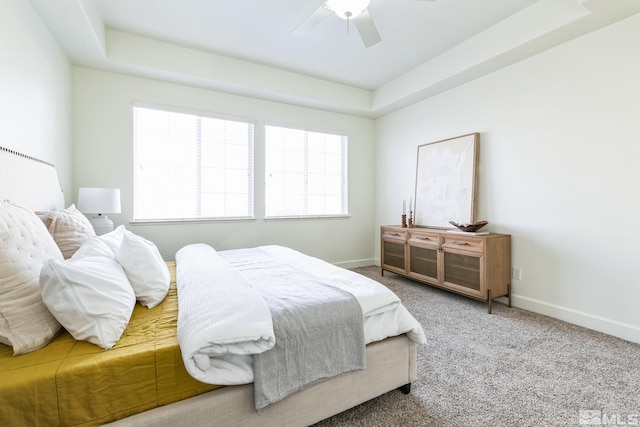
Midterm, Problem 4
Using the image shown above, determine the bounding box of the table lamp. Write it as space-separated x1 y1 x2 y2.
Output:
77 187 121 235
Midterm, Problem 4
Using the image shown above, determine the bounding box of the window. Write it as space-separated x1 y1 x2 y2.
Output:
133 105 254 221
265 124 348 218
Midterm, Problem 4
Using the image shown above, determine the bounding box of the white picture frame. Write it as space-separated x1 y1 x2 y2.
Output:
414 133 479 228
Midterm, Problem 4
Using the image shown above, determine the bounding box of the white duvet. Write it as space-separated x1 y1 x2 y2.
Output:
176 244 426 386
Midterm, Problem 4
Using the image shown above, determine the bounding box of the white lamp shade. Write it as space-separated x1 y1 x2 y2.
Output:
77 188 121 214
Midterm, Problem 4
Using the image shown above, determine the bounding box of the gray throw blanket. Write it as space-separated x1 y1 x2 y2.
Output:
253 278 365 411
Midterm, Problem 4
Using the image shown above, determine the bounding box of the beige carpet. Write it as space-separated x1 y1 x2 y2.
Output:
313 266 640 427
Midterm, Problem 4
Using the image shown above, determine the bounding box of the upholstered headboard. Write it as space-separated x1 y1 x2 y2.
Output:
0 146 65 212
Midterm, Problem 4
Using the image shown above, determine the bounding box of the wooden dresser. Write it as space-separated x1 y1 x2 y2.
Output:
381 226 511 313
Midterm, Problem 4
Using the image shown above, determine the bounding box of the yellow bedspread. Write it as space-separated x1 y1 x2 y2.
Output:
0 262 220 427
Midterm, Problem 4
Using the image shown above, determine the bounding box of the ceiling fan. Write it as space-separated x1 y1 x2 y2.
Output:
291 0 435 48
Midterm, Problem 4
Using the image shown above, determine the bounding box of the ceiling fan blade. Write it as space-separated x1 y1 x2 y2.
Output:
353 10 381 47
291 4 332 37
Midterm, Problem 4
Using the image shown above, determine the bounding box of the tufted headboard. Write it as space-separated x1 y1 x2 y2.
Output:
0 146 65 212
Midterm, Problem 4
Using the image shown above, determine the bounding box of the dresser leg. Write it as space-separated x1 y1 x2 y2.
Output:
487 289 492 314
508 284 512 308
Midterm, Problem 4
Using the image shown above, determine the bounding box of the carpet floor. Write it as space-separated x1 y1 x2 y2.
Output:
313 266 640 427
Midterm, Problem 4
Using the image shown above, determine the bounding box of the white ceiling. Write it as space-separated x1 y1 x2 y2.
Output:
27 0 640 117
93 0 538 90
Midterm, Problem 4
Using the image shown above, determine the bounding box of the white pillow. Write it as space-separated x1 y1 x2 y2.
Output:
71 236 115 261
0 201 63 355
39 256 135 350
97 224 127 255
116 232 170 308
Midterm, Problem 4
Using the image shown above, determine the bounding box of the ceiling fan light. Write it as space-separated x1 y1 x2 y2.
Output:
326 0 371 20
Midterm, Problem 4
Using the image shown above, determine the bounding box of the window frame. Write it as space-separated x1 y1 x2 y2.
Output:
131 102 255 223
264 121 349 220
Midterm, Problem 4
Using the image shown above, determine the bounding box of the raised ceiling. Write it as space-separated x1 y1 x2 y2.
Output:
28 0 640 117
92 0 539 89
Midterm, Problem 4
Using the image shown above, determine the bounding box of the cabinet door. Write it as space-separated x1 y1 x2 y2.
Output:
407 230 440 283
382 239 406 272
408 245 438 283
442 251 484 298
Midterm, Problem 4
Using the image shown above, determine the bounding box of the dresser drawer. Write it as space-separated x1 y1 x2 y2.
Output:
408 231 440 247
442 235 484 253
382 228 407 241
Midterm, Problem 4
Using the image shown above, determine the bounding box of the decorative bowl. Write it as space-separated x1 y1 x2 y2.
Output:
448 220 489 232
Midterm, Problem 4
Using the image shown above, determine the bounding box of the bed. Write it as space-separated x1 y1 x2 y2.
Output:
0 146 425 426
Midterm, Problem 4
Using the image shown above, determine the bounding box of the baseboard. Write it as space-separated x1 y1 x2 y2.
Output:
334 258 377 269
368 259 640 344
503 295 640 345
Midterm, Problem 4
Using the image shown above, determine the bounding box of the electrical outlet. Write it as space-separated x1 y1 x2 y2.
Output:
511 267 522 281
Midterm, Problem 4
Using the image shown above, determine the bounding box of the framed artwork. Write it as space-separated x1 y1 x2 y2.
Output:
414 133 479 228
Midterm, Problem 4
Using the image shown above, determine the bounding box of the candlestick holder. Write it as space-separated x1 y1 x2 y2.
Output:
401 214 407 228
408 211 414 228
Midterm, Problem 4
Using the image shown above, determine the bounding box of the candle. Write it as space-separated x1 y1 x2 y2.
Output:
403 200 406 215
409 196 412 212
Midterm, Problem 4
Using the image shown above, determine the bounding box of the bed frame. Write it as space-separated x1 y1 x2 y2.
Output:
109 335 416 426
1 146 418 426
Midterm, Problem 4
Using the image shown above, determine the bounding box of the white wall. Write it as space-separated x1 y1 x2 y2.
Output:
73 68 376 264
0 0 72 196
376 14 640 343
